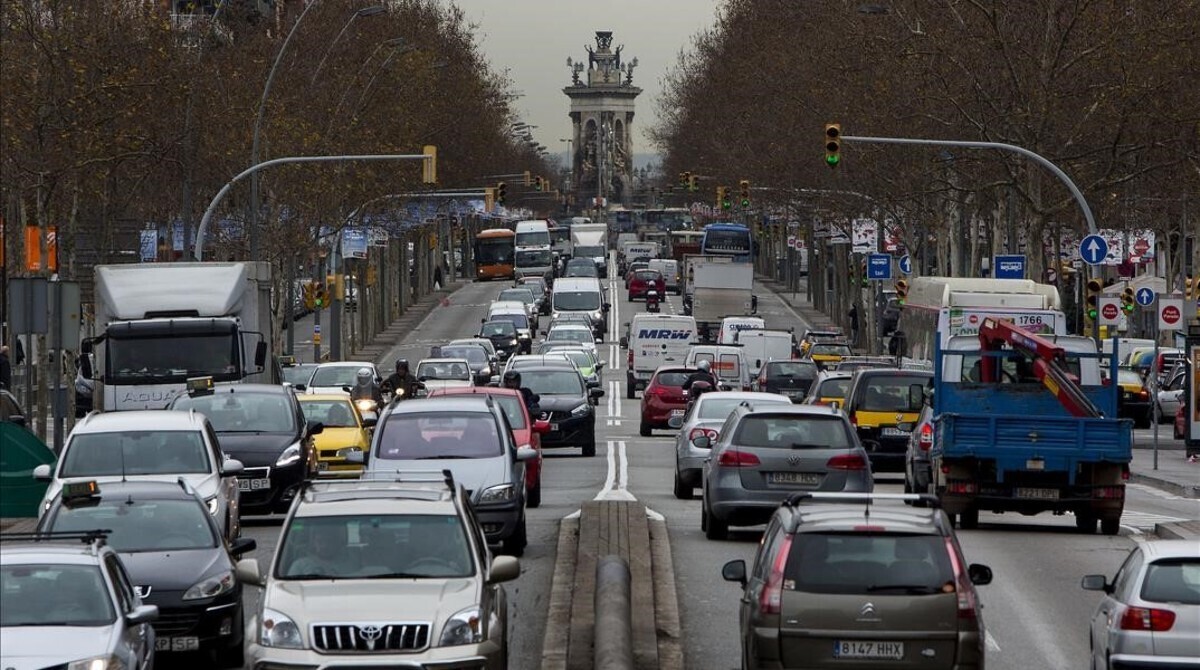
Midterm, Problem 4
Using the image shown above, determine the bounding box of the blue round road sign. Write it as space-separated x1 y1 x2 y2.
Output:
1079 234 1109 266
898 255 912 275
1134 287 1155 307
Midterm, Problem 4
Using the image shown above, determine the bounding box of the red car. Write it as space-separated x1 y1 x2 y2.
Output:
627 269 665 301
640 366 692 436
428 386 549 507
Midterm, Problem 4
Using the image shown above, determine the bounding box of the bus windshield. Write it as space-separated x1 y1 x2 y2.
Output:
702 226 753 256
475 236 514 264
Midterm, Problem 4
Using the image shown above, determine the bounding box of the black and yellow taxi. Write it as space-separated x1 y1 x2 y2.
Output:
841 368 934 473
296 394 375 478
1111 366 1152 429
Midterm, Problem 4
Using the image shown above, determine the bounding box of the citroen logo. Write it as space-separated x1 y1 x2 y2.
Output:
860 602 876 617
358 624 383 650
134 585 152 598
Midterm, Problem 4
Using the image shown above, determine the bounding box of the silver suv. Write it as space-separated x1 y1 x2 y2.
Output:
1 529 159 670
722 492 993 669
236 473 520 669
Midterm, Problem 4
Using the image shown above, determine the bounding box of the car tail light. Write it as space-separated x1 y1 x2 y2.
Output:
689 428 719 441
849 412 858 427
947 480 977 494
1137 390 1149 400
628 350 634 368
1119 606 1176 631
918 422 934 451
717 449 760 467
944 537 980 620
1092 486 1125 499
826 453 867 470
759 534 793 615
651 385 674 397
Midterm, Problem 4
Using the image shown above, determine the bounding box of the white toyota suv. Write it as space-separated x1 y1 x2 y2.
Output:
236 472 519 668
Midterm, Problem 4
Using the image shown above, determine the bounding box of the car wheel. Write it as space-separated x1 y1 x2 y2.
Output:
626 379 636 400
503 517 528 556
1100 517 1121 536
673 471 693 500
1075 513 1097 534
582 440 597 457
527 480 542 509
213 611 245 668
958 508 979 530
640 420 652 437
704 503 728 540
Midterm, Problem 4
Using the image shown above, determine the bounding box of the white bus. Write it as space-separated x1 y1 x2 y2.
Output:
895 277 1066 366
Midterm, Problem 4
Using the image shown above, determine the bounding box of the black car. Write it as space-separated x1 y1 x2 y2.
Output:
563 257 600 278
170 383 321 514
754 360 819 402
39 479 256 666
437 343 498 386
519 365 603 457
479 319 521 360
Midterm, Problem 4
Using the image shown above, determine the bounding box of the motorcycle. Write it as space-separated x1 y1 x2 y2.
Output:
646 289 661 313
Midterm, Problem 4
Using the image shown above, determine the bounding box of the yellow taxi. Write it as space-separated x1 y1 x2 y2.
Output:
805 341 853 370
804 371 854 407
297 394 374 478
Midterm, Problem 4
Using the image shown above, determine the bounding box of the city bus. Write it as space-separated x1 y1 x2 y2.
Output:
473 228 517 280
700 222 754 261
644 207 692 232
894 276 1066 365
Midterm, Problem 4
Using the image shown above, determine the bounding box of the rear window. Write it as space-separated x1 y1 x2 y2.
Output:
811 344 852 357
699 397 786 420
654 371 691 388
731 414 851 449
817 378 850 398
376 412 502 459
785 533 954 595
857 375 930 412
766 362 816 380
635 270 661 281
1140 559 1200 605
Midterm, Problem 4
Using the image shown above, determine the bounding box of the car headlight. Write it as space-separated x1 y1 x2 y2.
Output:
336 446 362 458
478 483 516 504
67 656 124 670
570 403 592 417
510 339 519 346
439 606 483 646
261 607 304 648
183 570 235 600
275 443 302 467
206 497 219 516
481 366 491 376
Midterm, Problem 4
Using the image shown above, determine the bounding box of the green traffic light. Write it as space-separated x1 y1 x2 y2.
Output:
826 155 840 166
1087 309 1098 320
740 198 750 207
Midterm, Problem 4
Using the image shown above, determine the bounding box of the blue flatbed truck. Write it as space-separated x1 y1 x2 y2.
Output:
929 318 1133 535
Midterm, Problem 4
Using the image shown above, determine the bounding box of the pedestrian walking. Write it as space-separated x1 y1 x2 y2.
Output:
0 345 11 390
848 304 860 347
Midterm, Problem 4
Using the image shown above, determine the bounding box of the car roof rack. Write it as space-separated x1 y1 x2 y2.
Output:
301 469 458 499
0 530 110 546
784 492 940 509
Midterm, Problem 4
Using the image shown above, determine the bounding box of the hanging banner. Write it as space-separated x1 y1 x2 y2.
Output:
852 218 878 254
341 228 368 259
1127 229 1155 264
139 229 157 262
25 226 58 271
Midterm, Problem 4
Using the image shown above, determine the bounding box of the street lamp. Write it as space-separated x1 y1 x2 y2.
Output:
310 6 386 84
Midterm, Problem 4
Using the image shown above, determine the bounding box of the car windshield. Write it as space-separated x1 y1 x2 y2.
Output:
654 371 691 388
107 330 239 383
439 347 488 365
818 378 851 399
811 344 852 357
276 514 474 580
481 322 516 337
1117 369 1144 386
858 376 930 412
767 362 817 379
521 370 584 395
548 328 593 345
50 498 218 552
699 397 787 420
553 291 601 311
785 533 955 595
732 414 851 449
634 270 661 281
1140 559 1200 605
299 400 358 428
376 412 502 459
561 350 595 370
493 395 527 430
499 289 535 304
281 364 317 386
172 391 296 433
0 565 115 627
60 431 210 478
417 361 471 381
515 249 552 266
491 313 529 330
309 366 367 388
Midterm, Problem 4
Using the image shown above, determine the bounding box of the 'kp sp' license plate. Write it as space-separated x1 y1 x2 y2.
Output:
156 636 200 652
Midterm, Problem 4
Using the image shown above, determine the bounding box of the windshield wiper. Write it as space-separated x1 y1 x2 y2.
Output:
416 455 476 460
363 572 431 579
285 573 338 580
788 443 826 450
865 584 939 594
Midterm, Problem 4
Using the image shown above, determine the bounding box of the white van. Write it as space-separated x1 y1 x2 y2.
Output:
685 344 750 391
648 259 681 295
514 220 551 248
624 314 696 398
514 220 553 279
552 277 608 338
736 329 795 376
718 316 765 344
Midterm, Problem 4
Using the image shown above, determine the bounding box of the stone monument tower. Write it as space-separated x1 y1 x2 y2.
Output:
564 31 641 208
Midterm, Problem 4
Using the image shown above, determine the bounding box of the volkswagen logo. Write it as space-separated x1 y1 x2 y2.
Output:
787 454 803 466
134 585 152 598
358 624 383 650
895 414 905 423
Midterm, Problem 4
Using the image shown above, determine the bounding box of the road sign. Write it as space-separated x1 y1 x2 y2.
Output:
1135 287 1155 307
1158 297 1183 330
898 255 912 275
787 235 796 249
867 254 892 280
1079 234 1108 266
1098 297 1121 326
993 254 1026 279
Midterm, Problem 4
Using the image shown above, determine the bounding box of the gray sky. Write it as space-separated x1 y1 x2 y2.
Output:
450 0 722 164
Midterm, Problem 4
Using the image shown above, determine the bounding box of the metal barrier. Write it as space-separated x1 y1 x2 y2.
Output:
594 554 634 670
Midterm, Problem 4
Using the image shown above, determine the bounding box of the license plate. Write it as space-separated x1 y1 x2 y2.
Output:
881 427 910 437
782 390 802 397
156 636 200 652
1015 487 1059 500
767 472 822 485
550 423 559 432
669 409 685 418
238 478 271 491
834 640 904 660
317 461 329 470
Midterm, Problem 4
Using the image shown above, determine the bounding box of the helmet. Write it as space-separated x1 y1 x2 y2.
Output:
395 359 409 374
502 370 521 388
356 367 373 385
697 359 711 372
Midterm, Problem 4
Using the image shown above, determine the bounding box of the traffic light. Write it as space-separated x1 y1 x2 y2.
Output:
824 123 842 169
497 182 508 205
1121 286 1135 313
302 282 317 310
738 179 751 207
717 186 731 210
895 279 909 304
1085 278 1103 322
688 173 698 192
312 281 328 309
678 172 688 188
1187 275 1195 299
534 176 543 191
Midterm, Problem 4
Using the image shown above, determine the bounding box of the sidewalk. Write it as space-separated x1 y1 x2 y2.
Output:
1129 448 1200 499
757 275 841 333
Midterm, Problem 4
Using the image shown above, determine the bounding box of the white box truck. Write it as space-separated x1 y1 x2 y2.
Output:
688 261 755 340
84 262 273 411
569 223 609 278
736 329 796 376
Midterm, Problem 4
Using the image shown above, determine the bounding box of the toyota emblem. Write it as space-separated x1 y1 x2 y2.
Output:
358 624 383 650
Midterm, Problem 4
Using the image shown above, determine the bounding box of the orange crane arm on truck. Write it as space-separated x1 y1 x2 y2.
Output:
977 317 1103 418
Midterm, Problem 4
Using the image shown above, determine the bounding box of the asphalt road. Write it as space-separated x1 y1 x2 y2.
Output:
169 265 1197 669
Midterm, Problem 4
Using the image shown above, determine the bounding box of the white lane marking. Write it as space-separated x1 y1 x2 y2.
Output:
595 439 617 500
985 631 1001 653
1126 483 1189 501
594 440 636 501
646 507 665 521
1119 509 1187 530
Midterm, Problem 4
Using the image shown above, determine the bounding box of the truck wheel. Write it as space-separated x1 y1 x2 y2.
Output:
1075 514 1098 534
958 508 979 530
1100 517 1121 536
639 420 652 437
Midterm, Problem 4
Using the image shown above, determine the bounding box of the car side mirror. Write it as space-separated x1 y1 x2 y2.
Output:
293 383 307 392
589 387 605 399
619 337 628 349
488 555 520 584
342 386 352 393
80 339 94 355
968 563 993 586
229 537 257 557
908 383 926 412
220 459 245 477
667 415 684 430
721 559 747 587
79 352 95 380
10 414 26 428
756 359 762 368
516 446 538 462
255 341 268 368
235 558 265 587
361 414 377 428
691 435 711 449
344 449 365 464
1080 574 1110 593
126 604 159 625
307 421 325 436
32 464 52 481
598 360 607 368
533 419 551 434
603 303 611 312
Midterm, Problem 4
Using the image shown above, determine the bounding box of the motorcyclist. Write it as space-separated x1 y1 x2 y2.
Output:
349 367 383 411
646 289 660 313
682 359 719 396
381 359 421 401
502 370 540 413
